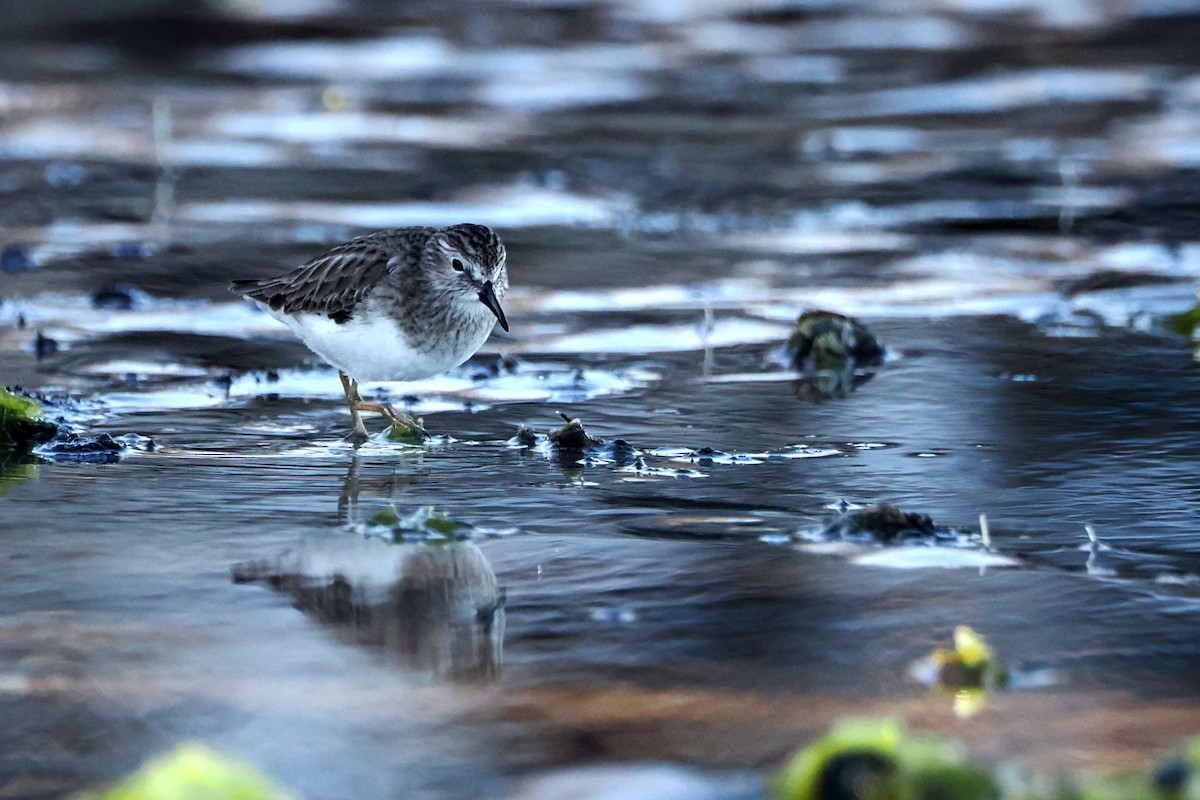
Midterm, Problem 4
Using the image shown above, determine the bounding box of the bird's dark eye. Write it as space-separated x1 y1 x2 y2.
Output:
452 258 465 272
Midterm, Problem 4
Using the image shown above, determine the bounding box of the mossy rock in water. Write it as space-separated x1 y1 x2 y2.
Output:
786 311 885 371
0 388 58 450
821 503 936 542
80 743 295 800
547 413 601 450
773 718 998 800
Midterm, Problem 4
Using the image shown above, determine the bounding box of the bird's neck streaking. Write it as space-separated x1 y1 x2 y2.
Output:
373 266 496 355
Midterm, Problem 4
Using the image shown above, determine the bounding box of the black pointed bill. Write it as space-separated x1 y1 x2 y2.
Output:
478 281 509 332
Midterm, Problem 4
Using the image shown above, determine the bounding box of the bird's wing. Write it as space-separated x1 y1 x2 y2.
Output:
230 229 431 324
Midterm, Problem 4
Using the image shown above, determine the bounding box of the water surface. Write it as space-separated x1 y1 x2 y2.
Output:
2 1 1200 798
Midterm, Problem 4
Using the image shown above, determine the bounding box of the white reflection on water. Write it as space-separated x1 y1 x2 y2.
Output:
830 67 1155 118
540 318 790 354
225 362 648 405
214 35 453 80
215 37 660 109
210 110 527 148
179 185 627 228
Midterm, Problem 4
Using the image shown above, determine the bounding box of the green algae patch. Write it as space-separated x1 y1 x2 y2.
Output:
0 388 57 450
773 718 998 800
367 505 474 541
79 743 295 800
384 416 428 445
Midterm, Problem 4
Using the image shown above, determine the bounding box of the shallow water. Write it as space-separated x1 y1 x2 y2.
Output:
3 1 1200 798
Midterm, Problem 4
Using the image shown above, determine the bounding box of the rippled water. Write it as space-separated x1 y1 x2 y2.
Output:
3 1 1200 798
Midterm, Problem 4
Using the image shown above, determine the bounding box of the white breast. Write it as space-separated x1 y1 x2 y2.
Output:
262 305 491 382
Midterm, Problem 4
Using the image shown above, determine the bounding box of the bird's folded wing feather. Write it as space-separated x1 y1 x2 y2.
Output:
231 239 394 324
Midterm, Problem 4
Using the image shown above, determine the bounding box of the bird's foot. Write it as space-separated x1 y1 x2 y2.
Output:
355 401 428 442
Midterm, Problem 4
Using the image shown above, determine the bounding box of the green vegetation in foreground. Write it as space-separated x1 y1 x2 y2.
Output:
774 718 1200 800
773 717 998 800
0 388 57 449
78 743 295 800
75 722 1200 800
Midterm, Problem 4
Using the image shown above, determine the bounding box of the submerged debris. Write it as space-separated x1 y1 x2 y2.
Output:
773 718 997 800
821 503 937 542
514 413 640 468
33 331 58 360
0 243 35 274
92 282 151 311
1 388 154 463
78 743 295 800
33 431 155 463
655 445 763 466
786 310 886 371
510 425 539 448
35 432 126 462
802 503 1021 568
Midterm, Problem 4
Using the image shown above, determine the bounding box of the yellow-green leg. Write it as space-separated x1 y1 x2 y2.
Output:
338 371 426 439
339 371 368 437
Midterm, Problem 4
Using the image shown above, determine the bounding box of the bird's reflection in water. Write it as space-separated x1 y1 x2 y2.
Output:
236 458 505 682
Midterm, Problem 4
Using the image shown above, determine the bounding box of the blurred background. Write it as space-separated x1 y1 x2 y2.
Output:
2 1 1200 799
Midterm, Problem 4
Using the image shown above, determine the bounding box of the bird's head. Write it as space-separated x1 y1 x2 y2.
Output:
424 223 508 332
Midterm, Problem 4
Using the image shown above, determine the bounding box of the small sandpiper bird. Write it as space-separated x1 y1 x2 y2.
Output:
231 223 508 438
